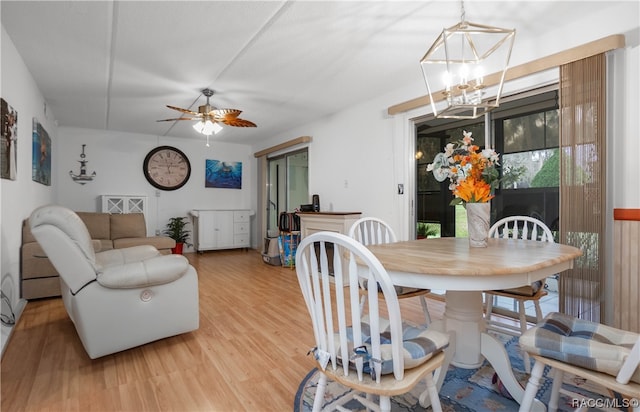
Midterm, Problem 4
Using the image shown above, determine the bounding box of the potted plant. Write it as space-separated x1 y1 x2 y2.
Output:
416 222 439 239
163 217 191 254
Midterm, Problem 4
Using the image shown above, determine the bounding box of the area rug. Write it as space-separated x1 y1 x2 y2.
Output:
294 335 617 411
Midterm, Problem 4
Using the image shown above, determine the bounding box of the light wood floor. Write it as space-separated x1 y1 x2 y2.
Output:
1 249 445 412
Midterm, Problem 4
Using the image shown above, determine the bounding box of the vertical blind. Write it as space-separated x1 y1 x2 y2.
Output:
558 53 606 322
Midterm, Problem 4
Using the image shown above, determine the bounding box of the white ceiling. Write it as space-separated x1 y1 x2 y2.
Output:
1 1 615 146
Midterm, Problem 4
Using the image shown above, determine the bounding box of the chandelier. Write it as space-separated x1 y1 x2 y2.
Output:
420 1 515 119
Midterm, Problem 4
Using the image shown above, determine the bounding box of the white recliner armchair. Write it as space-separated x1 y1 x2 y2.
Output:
29 205 199 359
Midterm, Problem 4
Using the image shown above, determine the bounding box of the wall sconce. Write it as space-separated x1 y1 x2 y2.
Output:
69 144 96 184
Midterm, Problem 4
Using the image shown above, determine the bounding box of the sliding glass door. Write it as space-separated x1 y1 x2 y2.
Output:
266 150 308 237
415 89 560 318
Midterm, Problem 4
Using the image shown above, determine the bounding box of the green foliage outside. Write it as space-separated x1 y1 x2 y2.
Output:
416 222 440 238
531 148 560 187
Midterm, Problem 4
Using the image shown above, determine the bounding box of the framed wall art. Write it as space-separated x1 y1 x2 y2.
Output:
205 159 242 189
32 118 51 186
1 98 18 180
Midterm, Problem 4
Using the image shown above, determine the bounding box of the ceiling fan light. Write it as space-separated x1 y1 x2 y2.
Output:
193 120 223 136
211 121 223 135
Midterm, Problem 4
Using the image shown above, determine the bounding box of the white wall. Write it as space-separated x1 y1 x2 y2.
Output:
1 25 58 309
253 1 640 237
56 127 255 248
1 1 638 331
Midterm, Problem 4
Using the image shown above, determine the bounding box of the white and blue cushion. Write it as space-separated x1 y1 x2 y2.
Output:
336 316 449 375
520 312 640 383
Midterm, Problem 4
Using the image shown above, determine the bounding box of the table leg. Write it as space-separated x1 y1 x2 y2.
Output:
444 290 485 368
481 332 546 411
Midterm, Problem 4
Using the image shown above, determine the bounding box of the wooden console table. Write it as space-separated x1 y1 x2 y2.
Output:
297 212 361 279
297 212 362 239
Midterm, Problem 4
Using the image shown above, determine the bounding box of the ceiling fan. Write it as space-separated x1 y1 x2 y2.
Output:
158 88 256 136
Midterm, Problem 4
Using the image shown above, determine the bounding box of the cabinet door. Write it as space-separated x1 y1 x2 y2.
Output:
213 211 234 248
197 212 217 249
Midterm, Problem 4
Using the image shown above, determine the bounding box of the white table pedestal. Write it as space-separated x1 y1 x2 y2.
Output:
443 290 485 368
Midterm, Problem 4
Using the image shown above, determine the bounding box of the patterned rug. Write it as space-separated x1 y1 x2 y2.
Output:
294 335 617 411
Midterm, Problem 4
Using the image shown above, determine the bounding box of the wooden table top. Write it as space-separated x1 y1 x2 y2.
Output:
363 238 583 289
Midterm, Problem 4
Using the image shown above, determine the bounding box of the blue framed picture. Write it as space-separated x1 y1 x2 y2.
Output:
32 118 51 186
205 160 242 189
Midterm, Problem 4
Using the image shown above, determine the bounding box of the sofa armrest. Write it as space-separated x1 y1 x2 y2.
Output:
92 239 103 252
96 254 190 288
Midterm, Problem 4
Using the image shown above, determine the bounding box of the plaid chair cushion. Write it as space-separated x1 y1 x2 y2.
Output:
520 312 640 383
337 316 449 375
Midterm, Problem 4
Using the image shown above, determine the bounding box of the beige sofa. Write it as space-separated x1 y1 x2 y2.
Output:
21 212 175 299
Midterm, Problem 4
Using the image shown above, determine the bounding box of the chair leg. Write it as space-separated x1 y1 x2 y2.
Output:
517 299 532 373
534 300 544 323
312 373 328 412
548 368 563 412
424 373 443 412
379 395 391 412
485 292 495 320
519 360 545 412
419 295 432 325
518 299 527 335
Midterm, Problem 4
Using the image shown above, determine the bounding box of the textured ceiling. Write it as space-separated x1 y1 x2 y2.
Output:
1 1 617 146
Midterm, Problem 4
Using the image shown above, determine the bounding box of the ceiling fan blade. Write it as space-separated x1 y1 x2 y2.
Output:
156 117 198 122
211 108 242 118
166 105 200 116
221 118 257 127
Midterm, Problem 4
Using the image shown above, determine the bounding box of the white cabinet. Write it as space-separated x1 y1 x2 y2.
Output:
101 195 147 215
190 209 253 252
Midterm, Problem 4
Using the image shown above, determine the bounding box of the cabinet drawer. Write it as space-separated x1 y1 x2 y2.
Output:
234 234 250 246
234 222 249 234
234 211 250 223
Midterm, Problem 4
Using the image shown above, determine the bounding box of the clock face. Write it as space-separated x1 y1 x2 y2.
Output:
143 146 191 191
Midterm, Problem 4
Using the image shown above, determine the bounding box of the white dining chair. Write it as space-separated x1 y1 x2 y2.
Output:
295 231 449 412
484 216 553 372
348 217 432 326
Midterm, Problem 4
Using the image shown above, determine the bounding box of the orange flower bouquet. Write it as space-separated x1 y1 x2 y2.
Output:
427 131 500 205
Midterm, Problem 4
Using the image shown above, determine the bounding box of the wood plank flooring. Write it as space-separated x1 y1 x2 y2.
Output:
1 249 444 412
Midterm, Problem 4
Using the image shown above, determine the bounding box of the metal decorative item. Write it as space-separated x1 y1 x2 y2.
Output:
69 144 96 184
420 1 515 119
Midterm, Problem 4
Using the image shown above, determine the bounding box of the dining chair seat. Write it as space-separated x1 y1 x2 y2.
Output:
519 312 640 411
335 315 449 375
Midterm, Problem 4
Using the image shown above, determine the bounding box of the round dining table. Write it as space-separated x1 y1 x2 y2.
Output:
363 236 582 411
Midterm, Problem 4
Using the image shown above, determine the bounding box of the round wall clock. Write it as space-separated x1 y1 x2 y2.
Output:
143 146 191 191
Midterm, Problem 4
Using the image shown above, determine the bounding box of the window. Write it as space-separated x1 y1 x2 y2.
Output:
493 90 560 232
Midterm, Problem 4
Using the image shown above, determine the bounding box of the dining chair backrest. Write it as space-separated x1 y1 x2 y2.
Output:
348 217 397 246
295 231 405 382
489 216 554 243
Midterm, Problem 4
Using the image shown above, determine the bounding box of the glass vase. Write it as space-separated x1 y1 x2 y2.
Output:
466 202 490 247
